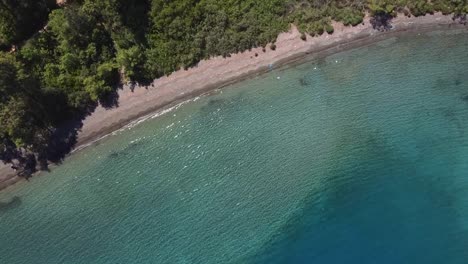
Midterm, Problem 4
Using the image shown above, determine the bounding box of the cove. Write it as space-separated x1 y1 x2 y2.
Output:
1 30 468 264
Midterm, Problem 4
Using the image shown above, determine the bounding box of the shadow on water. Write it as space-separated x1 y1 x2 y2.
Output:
434 72 467 93
460 94 468 103
107 140 144 160
246 126 468 264
298 77 310 87
0 196 22 214
199 92 249 115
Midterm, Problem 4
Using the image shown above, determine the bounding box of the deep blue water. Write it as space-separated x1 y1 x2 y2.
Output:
1 30 468 263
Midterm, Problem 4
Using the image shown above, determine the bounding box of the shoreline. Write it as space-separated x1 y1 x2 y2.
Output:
1 13 466 192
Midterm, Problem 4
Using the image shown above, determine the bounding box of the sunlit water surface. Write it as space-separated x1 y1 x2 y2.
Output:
1 30 468 264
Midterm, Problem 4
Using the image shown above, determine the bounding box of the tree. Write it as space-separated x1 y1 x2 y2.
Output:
2 0 468 179
0 0 56 50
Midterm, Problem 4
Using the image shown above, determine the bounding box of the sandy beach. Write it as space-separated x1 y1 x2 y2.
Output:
0 13 465 191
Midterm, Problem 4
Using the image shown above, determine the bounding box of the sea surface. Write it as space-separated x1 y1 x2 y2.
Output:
1 30 468 264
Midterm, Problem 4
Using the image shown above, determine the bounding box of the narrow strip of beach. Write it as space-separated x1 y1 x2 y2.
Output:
0 13 465 191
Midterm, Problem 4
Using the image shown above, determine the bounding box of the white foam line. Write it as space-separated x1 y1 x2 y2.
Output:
72 96 201 153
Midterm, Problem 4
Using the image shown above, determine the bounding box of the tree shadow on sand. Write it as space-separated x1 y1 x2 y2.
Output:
40 84 127 167
1 82 128 177
99 89 120 109
370 13 393 32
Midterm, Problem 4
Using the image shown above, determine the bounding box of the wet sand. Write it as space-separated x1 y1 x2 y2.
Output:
0 13 465 191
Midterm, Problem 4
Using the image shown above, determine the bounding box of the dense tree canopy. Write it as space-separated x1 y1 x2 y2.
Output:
0 0 56 50
1 0 467 175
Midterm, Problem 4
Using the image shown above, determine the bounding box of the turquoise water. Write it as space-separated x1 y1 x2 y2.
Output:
1 30 468 263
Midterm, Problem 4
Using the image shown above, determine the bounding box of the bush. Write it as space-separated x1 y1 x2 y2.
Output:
300 32 307 41
325 24 334 34
2 0 467 175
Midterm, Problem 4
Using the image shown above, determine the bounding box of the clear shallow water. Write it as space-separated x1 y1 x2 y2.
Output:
1 30 468 264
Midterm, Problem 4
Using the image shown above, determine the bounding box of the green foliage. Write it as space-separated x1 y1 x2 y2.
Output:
290 5 331 36
0 6 15 47
407 1 435 16
325 24 335 34
116 45 146 82
1 0 467 174
0 0 56 49
32 4 121 108
433 0 468 15
145 0 288 76
0 53 47 148
368 0 397 16
333 8 365 26
289 1 365 35
0 97 34 147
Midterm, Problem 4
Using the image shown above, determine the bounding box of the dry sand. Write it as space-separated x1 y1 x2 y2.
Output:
0 13 465 191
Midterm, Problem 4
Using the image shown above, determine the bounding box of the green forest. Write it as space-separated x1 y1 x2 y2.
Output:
1 0 467 175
